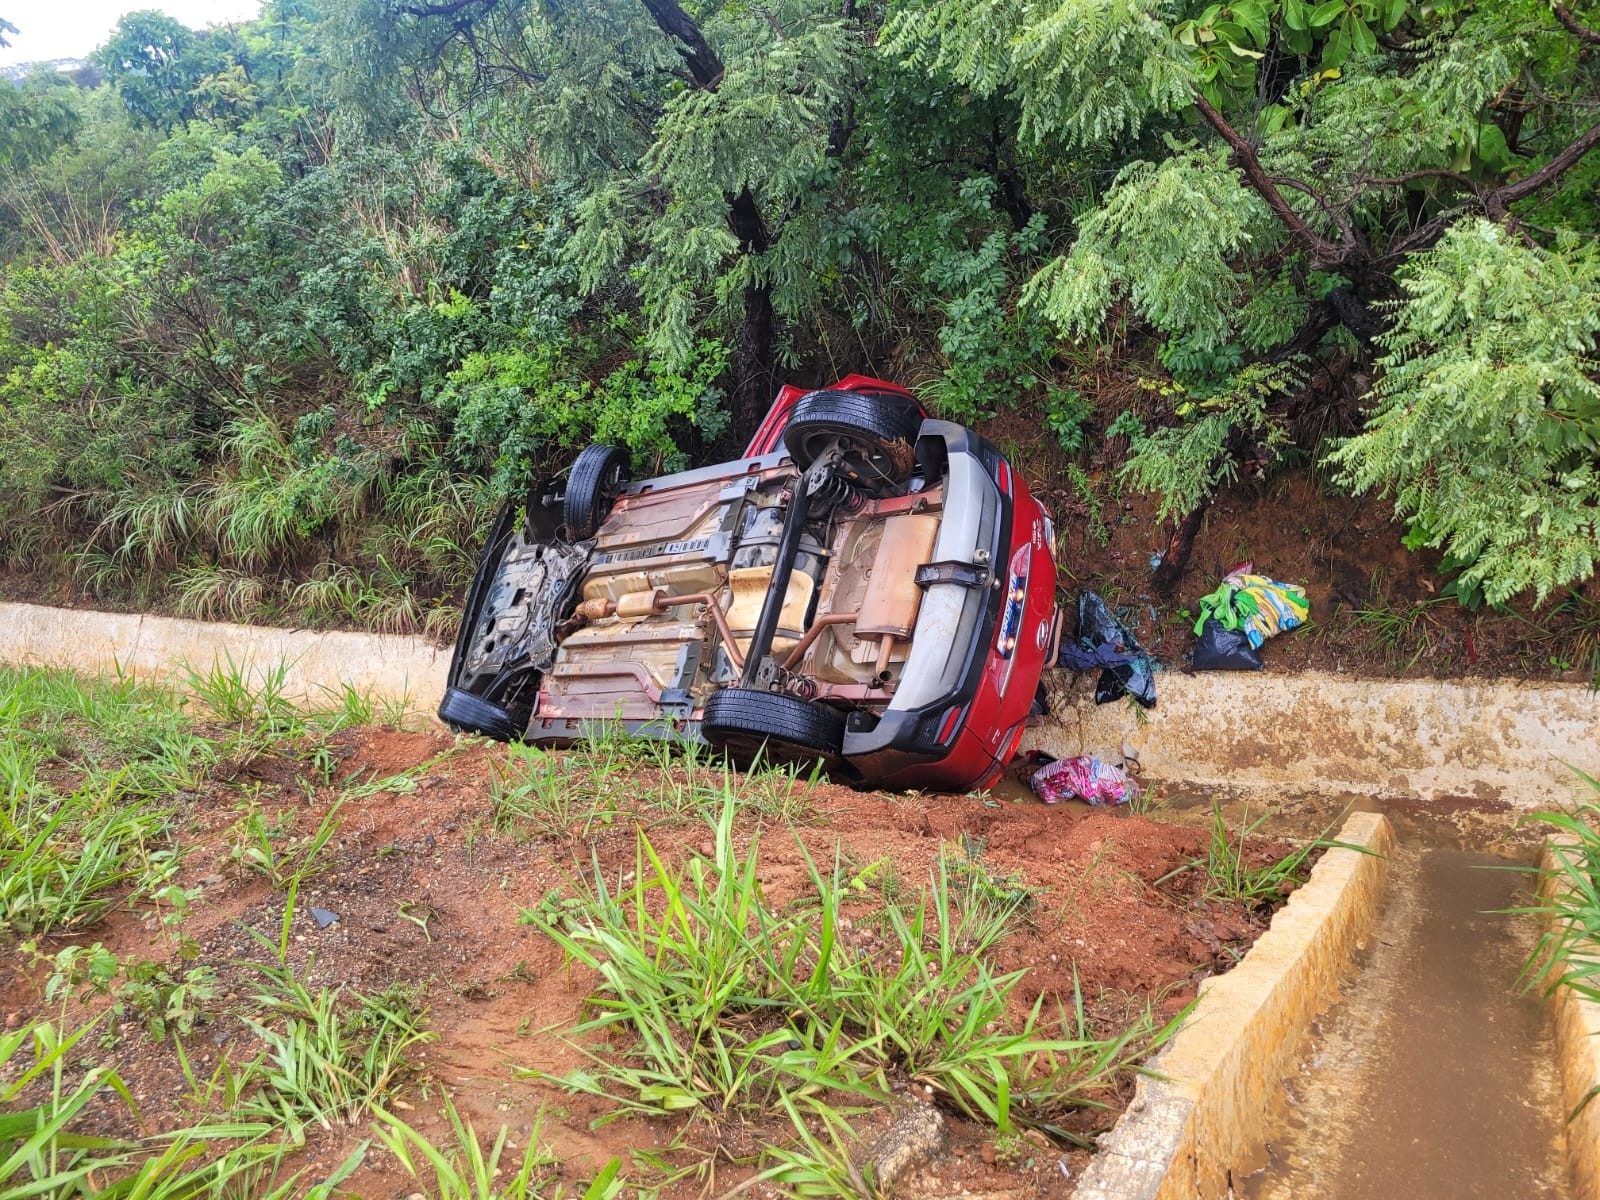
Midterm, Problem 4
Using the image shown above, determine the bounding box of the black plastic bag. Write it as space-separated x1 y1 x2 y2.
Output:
1192 617 1264 671
1066 592 1156 707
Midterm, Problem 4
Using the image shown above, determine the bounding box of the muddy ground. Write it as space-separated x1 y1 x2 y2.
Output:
1 727 1304 1199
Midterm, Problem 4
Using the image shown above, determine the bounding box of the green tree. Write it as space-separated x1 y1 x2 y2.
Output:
95 10 224 130
0 75 80 171
885 0 1600 596
1327 220 1600 605
0 20 81 170
354 0 865 436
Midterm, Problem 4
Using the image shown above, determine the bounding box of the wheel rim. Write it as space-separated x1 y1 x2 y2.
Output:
599 460 626 506
793 428 902 492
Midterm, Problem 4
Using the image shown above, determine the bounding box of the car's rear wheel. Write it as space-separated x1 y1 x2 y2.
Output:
783 390 921 498
563 444 630 539
438 685 528 742
701 687 845 764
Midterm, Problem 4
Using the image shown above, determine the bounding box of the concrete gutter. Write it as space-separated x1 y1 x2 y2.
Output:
3 597 1597 808
1029 671 1600 809
1071 810 1395 1200
1539 838 1600 1200
0 601 449 722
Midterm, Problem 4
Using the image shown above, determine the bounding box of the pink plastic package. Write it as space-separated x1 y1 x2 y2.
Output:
1029 755 1136 806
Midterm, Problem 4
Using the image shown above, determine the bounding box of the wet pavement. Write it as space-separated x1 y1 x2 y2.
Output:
1241 836 1569 1200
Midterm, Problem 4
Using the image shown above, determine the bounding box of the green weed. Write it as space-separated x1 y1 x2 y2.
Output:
525 799 1179 1155
491 731 818 838
224 799 346 890
173 564 271 623
116 961 222 1041
939 834 1037 934
1509 770 1600 1118
1 785 169 939
1160 802 1355 908
1350 591 1450 673
0 666 212 942
0 1015 359 1198
372 1095 568 1200
1515 771 1600 1007
1066 463 1110 548
238 945 435 1138
183 653 301 734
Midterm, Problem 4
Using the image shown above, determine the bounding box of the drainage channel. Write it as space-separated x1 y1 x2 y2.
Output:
1240 809 1568 1199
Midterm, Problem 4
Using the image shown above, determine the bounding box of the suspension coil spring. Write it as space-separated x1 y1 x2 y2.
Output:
809 471 862 512
774 666 818 700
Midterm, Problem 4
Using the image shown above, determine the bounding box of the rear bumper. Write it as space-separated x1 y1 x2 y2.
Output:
840 421 1014 784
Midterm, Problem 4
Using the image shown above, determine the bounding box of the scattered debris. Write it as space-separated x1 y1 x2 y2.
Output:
1193 566 1308 672
868 1104 949 1191
1026 754 1138 807
1059 592 1156 707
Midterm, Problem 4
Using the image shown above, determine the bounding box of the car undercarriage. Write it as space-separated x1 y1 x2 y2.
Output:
440 383 1058 791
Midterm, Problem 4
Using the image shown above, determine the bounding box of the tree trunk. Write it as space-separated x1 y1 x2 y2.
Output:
732 279 776 439
728 185 776 441
633 2 777 440
636 0 723 84
1152 501 1209 593
988 123 1032 232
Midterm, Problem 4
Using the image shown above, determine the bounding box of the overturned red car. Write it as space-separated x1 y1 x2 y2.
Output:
439 375 1060 792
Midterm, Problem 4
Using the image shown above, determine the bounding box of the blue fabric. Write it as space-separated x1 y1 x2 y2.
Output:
1060 592 1156 708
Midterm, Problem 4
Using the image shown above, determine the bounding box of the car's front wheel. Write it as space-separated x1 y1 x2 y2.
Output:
438 686 528 741
701 687 845 765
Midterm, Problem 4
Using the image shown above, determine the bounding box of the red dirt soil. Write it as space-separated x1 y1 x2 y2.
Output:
1 729 1297 1198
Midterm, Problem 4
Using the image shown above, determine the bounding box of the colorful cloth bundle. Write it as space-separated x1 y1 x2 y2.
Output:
1191 565 1308 671
1194 570 1309 649
1028 755 1137 806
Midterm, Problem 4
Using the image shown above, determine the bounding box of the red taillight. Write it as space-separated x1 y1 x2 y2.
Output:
998 461 1013 497
1000 722 1026 763
936 705 964 743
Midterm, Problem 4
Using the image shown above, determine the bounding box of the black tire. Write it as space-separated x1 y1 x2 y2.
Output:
563 445 630 539
782 389 922 497
438 686 528 741
701 687 846 763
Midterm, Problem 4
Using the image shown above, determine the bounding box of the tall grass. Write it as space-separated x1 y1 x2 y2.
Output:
491 728 818 840
373 1096 572 1200
0 667 205 939
238 897 436 1140
0 1015 365 1199
0 665 213 792
1512 770 1600 1120
0 663 390 941
526 799 1180 1161
1159 801 1360 908
0 786 163 937
1518 771 1600 1004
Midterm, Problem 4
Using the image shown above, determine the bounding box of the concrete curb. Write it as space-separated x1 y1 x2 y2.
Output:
0 601 449 723
1071 810 1395 1200
3 601 1598 805
1539 838 1600 1200
1028 670 1600 808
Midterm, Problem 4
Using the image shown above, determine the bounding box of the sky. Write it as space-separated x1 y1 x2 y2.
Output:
0 0 261 67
